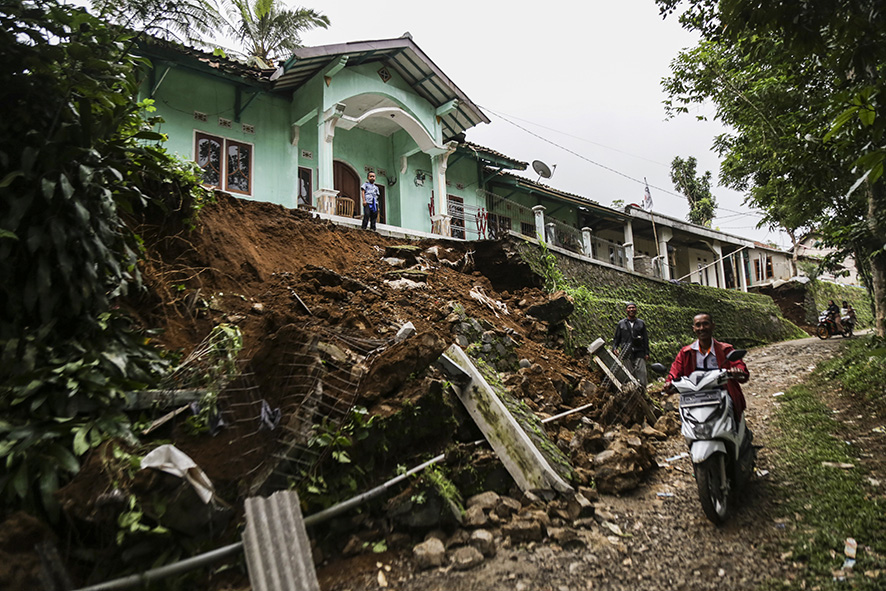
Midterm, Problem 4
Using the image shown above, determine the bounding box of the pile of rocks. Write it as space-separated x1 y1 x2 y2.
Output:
412 488 596 571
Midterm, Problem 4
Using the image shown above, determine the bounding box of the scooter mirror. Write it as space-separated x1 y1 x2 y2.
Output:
726 349 746 362
650 363 668 374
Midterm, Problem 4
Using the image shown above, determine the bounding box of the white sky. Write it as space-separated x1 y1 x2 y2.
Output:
297 0 787 246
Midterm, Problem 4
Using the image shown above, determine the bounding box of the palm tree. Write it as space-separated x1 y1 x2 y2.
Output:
220 0 329 67
90 0 223 47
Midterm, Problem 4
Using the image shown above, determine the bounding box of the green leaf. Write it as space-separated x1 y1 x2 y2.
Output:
11 462 29 499
0 171 24 188
73 427 90 456
0 229 18 241
46 443 80 474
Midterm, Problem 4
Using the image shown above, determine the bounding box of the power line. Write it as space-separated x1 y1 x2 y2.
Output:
479 105 765 221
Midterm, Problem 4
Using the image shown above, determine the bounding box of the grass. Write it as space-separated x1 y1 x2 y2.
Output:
763 337 886 590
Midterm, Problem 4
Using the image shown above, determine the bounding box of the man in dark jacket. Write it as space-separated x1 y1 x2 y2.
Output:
612 302 650 388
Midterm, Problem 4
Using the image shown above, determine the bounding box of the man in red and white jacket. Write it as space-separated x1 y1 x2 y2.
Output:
665 312 750 421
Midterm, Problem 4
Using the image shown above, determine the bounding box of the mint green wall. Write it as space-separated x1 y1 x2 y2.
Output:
324 64 439 142
141 59 475 231
144 66 298 207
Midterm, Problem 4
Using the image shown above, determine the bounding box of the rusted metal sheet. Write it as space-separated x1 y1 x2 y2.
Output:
243 490 319 591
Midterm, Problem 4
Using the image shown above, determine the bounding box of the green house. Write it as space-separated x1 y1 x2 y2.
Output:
136 34 759 291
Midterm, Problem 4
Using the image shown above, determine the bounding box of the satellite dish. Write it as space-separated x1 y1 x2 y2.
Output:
532 160 555 182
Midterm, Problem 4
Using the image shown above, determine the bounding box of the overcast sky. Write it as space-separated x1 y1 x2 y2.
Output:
296 0 787 246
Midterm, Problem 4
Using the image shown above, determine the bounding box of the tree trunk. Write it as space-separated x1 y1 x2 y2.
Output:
868 182 886 337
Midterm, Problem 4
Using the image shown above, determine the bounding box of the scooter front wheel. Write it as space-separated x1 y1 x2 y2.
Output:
696 454 729 524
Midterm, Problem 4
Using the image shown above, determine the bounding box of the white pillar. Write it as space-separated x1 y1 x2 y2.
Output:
623 220 635 272
713 241 725 288
316 103 344 214
738 251 748 292
545 222 556 245
581 227 593 258
658 227 673 281
430 143 457 236
532 205 546 241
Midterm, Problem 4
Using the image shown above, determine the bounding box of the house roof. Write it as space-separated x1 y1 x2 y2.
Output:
273 34 490 137
136 36 272 89
458 142 528 171
485 171 634 222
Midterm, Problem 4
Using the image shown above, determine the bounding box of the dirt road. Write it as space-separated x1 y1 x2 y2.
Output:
339 336 849 591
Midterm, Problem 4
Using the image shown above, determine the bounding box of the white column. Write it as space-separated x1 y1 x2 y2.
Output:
737 251 748 292
658 227 673 281
713 241 725 288
532 205 546 241
623 220 635 272
315 103 345 214
430 143 457 236
581 227 593 258
545 222 556 245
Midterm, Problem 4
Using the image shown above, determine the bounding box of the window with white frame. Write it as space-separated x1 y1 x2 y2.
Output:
195 131 253 195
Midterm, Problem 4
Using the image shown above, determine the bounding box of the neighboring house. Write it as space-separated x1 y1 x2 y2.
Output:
746 242 795 286
796 232 861 286
137 34 855 294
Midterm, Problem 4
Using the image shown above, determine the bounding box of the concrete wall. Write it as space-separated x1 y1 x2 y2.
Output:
514 240 807 364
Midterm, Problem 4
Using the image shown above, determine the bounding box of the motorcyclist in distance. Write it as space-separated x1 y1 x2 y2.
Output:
665 312 750 421
826 299 844 333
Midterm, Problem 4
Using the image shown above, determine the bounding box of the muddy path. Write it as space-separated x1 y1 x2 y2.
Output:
323 335 850 591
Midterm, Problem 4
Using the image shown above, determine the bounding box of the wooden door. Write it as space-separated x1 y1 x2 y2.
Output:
333 162 360 215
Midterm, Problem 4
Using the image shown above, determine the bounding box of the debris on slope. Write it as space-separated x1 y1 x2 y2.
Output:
46 194 672 588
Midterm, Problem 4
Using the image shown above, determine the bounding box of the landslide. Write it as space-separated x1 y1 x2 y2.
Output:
44 193 631 587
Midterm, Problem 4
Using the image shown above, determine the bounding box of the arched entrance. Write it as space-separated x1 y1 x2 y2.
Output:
333 161 385 222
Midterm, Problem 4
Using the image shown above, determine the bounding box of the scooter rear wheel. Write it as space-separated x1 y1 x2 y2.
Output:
816 325 830 339
696 454 729 524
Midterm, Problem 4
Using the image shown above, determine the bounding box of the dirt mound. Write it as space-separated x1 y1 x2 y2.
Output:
38 194 667 588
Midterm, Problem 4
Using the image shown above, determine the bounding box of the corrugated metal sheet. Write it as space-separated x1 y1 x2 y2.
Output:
243 491 320 591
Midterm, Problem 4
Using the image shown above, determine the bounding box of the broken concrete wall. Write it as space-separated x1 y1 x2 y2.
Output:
511 240 808 363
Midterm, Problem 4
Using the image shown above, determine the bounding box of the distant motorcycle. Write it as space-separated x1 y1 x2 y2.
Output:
651 349 755 524
817 311 852 339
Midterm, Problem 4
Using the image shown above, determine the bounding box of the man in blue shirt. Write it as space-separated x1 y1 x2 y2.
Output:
361 171 380 231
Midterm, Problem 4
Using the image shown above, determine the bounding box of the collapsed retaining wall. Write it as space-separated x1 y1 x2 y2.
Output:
511 240 807 365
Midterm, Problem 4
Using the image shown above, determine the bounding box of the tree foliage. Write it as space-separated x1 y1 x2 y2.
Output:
0 0 209 516
670 155 716 226
219 0 329 66
657 0 886 336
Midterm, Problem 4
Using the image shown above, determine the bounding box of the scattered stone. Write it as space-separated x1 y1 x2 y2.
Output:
463 504 488 528
451 545 485 570
342 535 364 557
470 529 496 557
526 291 575 325
502 518 545 543
519 358 532 368
466 491 500 510
250 302 264 314
641 425 667 440
565 492 595 520
413 538 446 570
445 529 471 549
493 496 522 519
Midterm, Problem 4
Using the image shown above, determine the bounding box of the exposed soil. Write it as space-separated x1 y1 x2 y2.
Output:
3 194 884 590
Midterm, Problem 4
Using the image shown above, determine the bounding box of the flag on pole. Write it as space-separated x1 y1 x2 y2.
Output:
642 180 653 211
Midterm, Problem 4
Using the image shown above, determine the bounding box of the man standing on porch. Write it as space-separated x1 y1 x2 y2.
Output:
361 171 379 231
612 302 650 388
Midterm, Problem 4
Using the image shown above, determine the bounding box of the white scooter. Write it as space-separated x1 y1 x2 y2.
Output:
651 349 755 524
